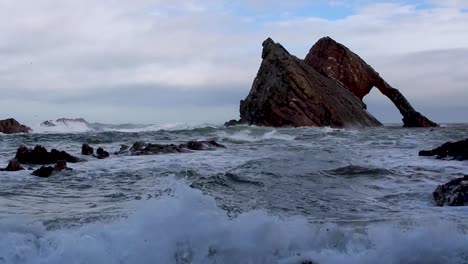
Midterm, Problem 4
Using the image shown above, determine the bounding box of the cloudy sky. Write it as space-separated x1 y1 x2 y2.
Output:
0 0 467 125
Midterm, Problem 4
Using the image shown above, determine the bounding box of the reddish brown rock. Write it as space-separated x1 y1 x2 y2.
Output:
0 118 31 134
15 145 80 165
239 38 382 128
305 37 438 127
82 144 94 155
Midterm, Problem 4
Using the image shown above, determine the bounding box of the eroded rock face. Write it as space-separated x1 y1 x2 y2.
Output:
305 37 438 128
239 38 382 128
433 176 468 206
419 139 468 161
15 145 80 165
116 140 226 156
0 118 31 134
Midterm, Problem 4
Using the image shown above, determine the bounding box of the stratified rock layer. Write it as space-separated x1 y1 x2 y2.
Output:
239 38 382 128
305 37 438 127
0 118 31 134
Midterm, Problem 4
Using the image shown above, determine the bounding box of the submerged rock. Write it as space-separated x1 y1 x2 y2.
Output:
239 38 382 128
419 139 468 161
0 160 25 171
15 145 80 165
116 140 226 156
0 118 31 134
82 144 94 155
433 176 468 206
32 160 72 178
305 37 438 128
95 147 110 159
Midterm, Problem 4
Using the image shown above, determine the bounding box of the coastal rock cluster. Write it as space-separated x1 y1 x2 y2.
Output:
228 37 437 128
0 118 31 134
420 138 468 206
1 140 226 178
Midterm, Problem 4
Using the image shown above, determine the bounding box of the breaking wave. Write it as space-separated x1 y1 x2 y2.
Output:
1 178 467 264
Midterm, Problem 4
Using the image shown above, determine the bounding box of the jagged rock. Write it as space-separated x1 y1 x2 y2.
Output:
181 140 226 151
0 160 25 171
0 118 31 134
82 144 94 155
238 38 382 128
32 160 72 178
433 176 468 206
305 37 438 127
40 120 56 127
15 145 80 165
116 140 226 156
56 118 89 124
419 139 468 161
95 147 110 159
224 119 244 127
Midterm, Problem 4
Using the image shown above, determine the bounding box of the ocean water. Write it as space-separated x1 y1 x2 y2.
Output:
1 122 468 264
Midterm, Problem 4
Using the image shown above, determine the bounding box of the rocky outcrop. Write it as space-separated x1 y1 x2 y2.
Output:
15 145 80 165
95 147 110 159
0 118 31 134
32 160 72 178
419 139 468 161
305 37 438 127
82 144 94 155
433 176 468 206
239 38 382 128
116 140 226 156
0 160 25 171
41 118 90 127
224 119 244 127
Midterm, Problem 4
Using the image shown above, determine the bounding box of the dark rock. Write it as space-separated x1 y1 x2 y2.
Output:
32 166 55 178
32 160 72 178
1 160 25 171
239 38 382 128
0 118 31 134
433 176 468 206
419 139 468 161
180 140 226 151
82 144 94 155
305 37 438 128
15 145 80 165
40 120 56 127
95 147 110 159
116 140 225 156
224 119 244 127
56 118 89 125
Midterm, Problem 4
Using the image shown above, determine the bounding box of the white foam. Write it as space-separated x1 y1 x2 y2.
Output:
219 129 296 143
31 120 93 133
1 178 467 264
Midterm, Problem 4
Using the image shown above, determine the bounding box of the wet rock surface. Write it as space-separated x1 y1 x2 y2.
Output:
305 37 438 128
419 138 468 161
0 118 31 134
0 160 25 171
95 147 110 159
81 144 94 155
32 160 72 178
433 176 468 206
238 38 382 128
15 145 80 165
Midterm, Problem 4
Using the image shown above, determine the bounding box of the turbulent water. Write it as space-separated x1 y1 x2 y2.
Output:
1 123 468 264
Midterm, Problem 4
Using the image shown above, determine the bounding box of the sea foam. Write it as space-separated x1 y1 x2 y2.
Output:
1 178 467 264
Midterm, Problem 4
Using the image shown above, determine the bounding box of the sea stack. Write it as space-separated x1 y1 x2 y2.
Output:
238 38 382 128
305 37 438 127
232 37 438 128
0 118 31 134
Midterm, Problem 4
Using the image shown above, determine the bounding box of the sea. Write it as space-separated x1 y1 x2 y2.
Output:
1 120 467 264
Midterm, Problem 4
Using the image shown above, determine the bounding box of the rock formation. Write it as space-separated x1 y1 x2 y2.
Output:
231 37 438 128
95 147 110 159
32 160 72 178
0 160 25 171
239 38 382 128
82 144 94 155
419 138 468 161
0 118 31 134
15 145 80 164
305 37 438 127
433 176 468 206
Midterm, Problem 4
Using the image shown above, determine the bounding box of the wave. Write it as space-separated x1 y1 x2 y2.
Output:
1 178 467 264
218 129 296 143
